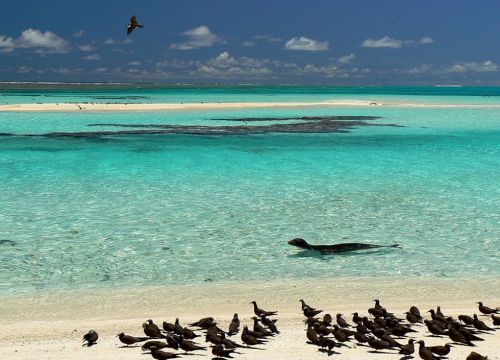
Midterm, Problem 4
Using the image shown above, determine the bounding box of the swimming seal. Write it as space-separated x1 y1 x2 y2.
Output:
288 238 400 254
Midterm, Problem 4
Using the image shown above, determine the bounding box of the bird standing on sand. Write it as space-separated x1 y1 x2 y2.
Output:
492 313 500 326
143 319 164 338
82 330 98 347
466 351 488 360
241 325 265 346
212 344 239 359
141 340 169 351
228 313 240 335
477 302 499 315
127 15 144 36
179 338 206 353
117 332 149 346
261 315 279 334
398 339 415 356
149 345 180 360
472 314 494 331
428 343 453 356
416 340 439 360
250 301 278 317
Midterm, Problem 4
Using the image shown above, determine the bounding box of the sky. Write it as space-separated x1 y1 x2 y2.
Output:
1 0 500 85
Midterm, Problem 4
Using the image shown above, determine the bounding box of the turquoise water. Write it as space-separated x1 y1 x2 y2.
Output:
0 86 499 295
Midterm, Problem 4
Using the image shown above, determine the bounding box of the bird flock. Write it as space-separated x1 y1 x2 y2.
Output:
301 299 498 359
81 299 498 359
83 300 279 359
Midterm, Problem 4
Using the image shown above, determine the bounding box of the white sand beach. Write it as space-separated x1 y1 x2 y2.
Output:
0 277 498 359
2 101 500 112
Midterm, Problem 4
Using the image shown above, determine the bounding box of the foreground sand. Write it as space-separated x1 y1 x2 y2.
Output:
0 277 498 359
2 100 500 112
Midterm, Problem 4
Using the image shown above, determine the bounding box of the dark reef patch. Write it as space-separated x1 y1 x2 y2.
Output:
0 115 403 138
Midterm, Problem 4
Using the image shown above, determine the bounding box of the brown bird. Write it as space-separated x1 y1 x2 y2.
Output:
306 326 319 345
117 332 149 346
416 340 438 360
323 313 333 326
373 299 385 311
380 334 402 349
163 320 176 332
451 322 484 342
127 15 144 36
352 312 361 324
251 317 273 337
336 313 350 328
492 313 500 326
477 302 499 315
459 314 475 326
472 314 494 331
428 343 452 356
179 338 206 353
410 305 422 319
428 309 447 324
303 306 322 318
261 315 279 334
399 339 415 356
220 333 245 349
241 325 265 346
354 331 373 344
228 313 240 335
466 351 488 360
82 330 98 347
189 317 216 329
212 344 238 358
447 325 475 346
143 319 164 338
299 299 317 312
406 311 421 324
141 340 169 351
367 339 390 352
424 319 447 336
251 301 277 317
149 345 180 360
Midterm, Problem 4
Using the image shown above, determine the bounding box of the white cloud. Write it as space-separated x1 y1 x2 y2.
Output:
79 44 94 52
0 29 71 54
337 53 355 64
170 26 224 50
128 61 141 66
0 35 15 53
447 60 498 73
17 66 32 74
85 54 101 61
284 36 329 51
74 30 85 37
362 36 402 48
407 64 433 75
194 52 272 78
420 37 435 44
104 38 133 45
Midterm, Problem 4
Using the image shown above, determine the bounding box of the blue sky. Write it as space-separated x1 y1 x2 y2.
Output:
1 0 499 84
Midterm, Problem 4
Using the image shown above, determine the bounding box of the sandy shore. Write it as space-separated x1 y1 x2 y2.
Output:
0 277 498 359
2 101 500 112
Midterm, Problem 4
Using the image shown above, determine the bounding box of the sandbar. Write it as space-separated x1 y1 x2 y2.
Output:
2 100 500 112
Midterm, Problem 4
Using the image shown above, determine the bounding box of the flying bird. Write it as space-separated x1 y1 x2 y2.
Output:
127 15 144 36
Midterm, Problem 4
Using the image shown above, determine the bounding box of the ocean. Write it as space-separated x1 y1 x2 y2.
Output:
0 85 499 296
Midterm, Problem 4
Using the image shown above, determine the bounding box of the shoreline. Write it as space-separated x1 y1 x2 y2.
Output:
1 276 498 321
2 100 500 112
0 277 498 359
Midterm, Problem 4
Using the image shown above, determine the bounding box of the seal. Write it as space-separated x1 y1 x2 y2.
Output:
287 238 400 254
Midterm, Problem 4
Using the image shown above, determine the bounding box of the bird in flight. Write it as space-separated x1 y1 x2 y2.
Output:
127 15 144 36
